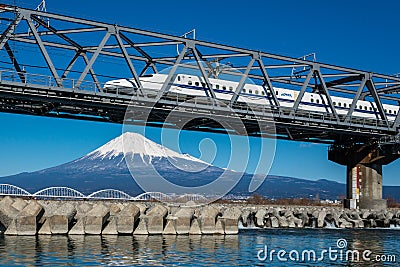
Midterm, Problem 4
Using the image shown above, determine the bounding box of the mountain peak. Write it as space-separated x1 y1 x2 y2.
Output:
86 132 206 164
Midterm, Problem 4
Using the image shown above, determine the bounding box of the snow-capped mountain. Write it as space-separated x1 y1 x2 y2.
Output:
1 132 398 200
0 132 229 194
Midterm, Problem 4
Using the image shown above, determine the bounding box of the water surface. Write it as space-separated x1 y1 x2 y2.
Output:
0 229 398 266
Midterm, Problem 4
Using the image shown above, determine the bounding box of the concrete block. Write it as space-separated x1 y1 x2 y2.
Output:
240 209 251 227
68 219 85 235
0 197 19 228
109 203 124 216
162 218 177 235
15 201 44 235
11 198 27 211
215 219 225 235
4 219 17 235
102 217 118 235
133 218 148 235
146 205 168 234
199 206 219 234
174 208 194 234
287 216 296 228
49 203 77 234
297 212 309 227
317 210 326 228
0 196 14 206
135 203 147 215
116 203 140 234
38 219 52 235
75 203 92 219
255 209 267 227
85 204 110 235
361 210 371 219
270 216 279 228
277 216 289 228
189 218 201 235
221 207 241 234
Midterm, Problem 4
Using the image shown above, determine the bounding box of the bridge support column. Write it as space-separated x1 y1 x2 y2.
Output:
329 143 400 210
345 163 385 210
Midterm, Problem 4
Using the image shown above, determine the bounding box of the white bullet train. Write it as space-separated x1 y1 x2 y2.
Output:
104 73 399 121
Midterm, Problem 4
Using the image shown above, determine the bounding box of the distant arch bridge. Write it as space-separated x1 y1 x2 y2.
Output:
0 184 208 203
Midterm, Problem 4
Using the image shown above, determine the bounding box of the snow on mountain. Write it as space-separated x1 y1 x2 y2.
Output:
86 132 207 165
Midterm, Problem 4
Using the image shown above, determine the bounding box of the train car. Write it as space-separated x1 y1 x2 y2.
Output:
104 74 399 121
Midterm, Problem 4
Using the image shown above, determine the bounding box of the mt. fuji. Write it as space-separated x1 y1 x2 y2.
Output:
4 132 398 201
0 132 231 195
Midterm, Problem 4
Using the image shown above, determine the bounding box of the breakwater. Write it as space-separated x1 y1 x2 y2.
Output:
0 197 399 235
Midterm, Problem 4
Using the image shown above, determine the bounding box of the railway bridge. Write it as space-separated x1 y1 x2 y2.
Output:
0 4 399 209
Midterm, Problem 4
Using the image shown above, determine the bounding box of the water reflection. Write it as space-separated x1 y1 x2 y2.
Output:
0 230 397 266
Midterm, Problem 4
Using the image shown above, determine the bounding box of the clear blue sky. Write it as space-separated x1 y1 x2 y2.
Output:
0 0 399 185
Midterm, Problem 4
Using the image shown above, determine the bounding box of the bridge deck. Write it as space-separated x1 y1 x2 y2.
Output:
0 4 398 145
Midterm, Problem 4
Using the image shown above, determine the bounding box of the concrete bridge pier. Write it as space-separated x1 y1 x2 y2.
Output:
345 163 385 210
329 143 400 210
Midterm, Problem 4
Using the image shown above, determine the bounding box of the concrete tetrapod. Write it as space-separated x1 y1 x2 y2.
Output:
220 207 242 234
198 206 220 234
146 204 168 235
49 203 77 234
116 203 140 234
0 197 19 230
84 204 110 235
15 201 44 235
174 207 194 234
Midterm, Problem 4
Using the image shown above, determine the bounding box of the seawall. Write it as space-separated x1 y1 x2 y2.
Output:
0 196 399 235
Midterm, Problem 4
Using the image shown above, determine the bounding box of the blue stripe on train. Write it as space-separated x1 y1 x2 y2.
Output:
172 83 397 118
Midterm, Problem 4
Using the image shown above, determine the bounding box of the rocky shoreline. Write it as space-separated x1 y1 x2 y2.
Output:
0 197 399 236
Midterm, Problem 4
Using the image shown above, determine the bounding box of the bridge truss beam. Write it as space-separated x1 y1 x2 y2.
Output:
0 4 398 145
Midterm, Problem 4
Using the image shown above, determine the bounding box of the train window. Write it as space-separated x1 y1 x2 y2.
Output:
216 85 220 89
389 110 392 114
222 86 227 90
316 99 320 104
311 98 314 103
229 86 233 91
195 82 199 86
188 81 192 85
385 109 387 113
255 90 259 95
364 106 367 110
333 102 337 106
369 107 372 111
201 82 205 87
242 89 246 93
177 76 181 82
267 92 271 96
276 91 278 95
261 91 265 95
338 102 341 107
344 103 347 108
249 89 253 94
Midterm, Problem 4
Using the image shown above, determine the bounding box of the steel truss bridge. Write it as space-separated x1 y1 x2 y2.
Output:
0 4 399 145
0 184 208 203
